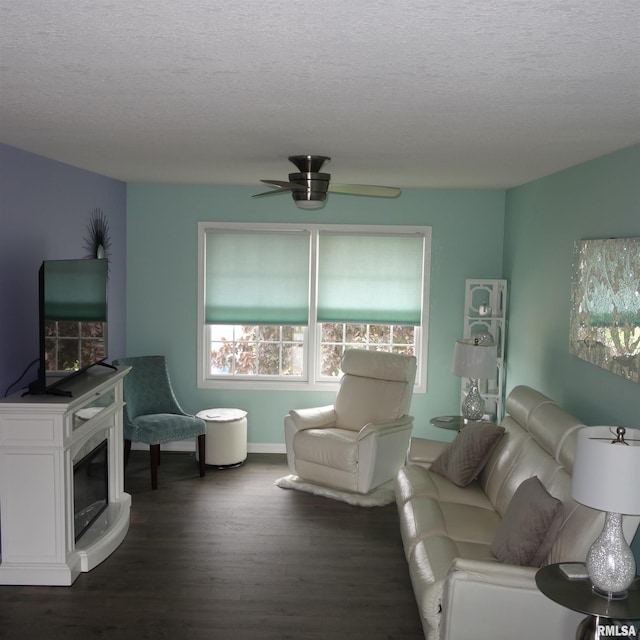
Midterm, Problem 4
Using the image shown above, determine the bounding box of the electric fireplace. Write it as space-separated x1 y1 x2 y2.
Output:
73 439 109 542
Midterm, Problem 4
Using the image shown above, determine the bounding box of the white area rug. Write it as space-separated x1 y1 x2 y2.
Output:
275 474 395 507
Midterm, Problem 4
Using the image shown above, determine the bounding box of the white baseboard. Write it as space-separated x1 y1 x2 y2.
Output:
248 442 286 454
131 441 286 454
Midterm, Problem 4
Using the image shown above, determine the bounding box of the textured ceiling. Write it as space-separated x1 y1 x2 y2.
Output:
1 0 639 189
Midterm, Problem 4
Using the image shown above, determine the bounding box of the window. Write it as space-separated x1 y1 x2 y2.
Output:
319 323 416 377
45 320 106 372
209 324 305 376
198 223 431 391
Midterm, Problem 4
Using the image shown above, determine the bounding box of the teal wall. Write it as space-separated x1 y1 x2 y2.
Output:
126 145 640 449
126 185 505 447
503 144 640 427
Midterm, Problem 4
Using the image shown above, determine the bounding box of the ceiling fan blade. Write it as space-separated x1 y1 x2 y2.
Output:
260 179 305 190
328 184 401 198
252 187 294 198
253 180 309 198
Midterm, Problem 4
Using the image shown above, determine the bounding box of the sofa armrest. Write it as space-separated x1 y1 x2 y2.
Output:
287 405 337 430
448 557 537 586
440 559 583 640
284 406 337 475
407 436 450 468
358 415 413 439
355 417 414 493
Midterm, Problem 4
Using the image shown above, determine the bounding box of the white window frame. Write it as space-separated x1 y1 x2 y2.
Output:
197 222 431 392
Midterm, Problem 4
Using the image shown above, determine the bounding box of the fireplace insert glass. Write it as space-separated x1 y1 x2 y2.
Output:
74 439 109 542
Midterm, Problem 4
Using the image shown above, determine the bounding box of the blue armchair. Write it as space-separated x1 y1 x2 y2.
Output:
113 355 206 490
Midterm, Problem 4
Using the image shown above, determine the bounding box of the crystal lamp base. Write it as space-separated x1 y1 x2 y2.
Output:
461 378 485 422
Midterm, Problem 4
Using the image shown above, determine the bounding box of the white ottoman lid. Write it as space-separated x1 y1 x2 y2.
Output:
196 408 247 422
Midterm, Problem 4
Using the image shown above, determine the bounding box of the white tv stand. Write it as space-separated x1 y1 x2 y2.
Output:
0 365 131 585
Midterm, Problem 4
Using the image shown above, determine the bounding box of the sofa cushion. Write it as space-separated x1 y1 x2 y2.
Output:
334 350 416 432
334 376 408 430
399 496 503 560
490 476 563 567
430 422 505 487
293 427 359 471
341 348 416 382
395 464 494 509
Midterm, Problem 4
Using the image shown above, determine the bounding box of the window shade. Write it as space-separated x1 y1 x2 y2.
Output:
204 231 310 325
317 233 424 325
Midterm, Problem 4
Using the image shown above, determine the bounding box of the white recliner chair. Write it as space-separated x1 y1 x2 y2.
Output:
284 349 417 494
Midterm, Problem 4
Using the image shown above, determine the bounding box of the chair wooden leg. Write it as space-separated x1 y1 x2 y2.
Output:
197 434 206 477
150 444 160 490
124 439 132 468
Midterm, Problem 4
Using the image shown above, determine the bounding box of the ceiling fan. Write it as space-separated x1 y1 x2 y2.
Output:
253 155 401 209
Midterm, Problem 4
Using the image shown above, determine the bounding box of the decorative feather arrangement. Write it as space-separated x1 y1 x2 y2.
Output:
83 208 111 273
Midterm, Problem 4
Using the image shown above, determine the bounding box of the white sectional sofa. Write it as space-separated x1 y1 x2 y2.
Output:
395 385 640 640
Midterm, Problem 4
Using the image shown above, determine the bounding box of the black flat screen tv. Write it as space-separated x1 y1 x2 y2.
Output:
28 258 108 396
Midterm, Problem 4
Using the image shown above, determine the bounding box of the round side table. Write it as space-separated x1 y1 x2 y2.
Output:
196 408 248 468
536 563 640 640
430 415 465 431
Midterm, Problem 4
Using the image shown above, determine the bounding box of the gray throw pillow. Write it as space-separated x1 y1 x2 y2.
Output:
491 476 564 567
429 422 505 487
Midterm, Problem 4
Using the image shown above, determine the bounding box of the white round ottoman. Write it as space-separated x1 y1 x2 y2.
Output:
196 408 248 468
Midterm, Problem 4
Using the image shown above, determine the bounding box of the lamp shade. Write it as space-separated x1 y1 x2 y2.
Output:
452 339 497 379
572 426 640 515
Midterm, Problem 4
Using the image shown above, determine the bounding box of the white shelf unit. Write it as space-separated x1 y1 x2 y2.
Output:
461 279 508 421
0 366 131 586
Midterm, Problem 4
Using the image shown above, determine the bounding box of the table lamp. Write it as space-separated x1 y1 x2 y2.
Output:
572 425 640 599
452 337 497 421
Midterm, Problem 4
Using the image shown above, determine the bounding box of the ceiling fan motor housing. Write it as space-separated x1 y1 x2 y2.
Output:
289 155 330 173
288 171 330 204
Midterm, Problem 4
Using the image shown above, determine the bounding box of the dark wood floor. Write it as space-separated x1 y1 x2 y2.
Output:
0 452 424 639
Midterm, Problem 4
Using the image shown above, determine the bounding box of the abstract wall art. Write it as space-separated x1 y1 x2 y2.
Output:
570 238 640 382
